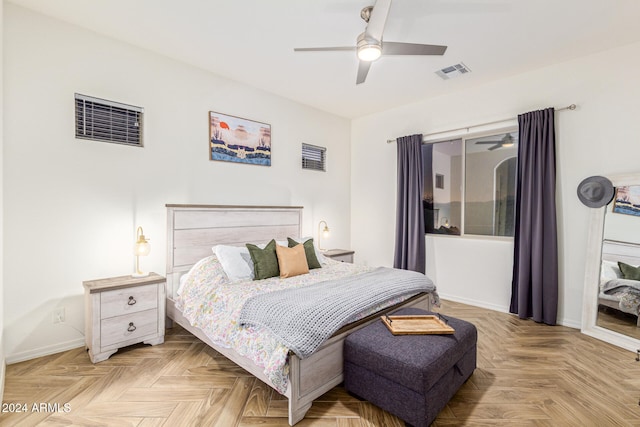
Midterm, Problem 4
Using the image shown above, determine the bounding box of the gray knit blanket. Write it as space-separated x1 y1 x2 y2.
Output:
238 267 436 358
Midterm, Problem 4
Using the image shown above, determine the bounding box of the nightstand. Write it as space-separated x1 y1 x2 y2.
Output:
83 272 166 363
323 249 355 263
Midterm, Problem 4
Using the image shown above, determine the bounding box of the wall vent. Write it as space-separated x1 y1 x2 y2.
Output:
75 93 144 147
435 63 471 80
302 143 326 172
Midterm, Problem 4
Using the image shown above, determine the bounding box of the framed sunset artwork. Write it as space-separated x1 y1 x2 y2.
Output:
612 185 640 217
209 111 271 166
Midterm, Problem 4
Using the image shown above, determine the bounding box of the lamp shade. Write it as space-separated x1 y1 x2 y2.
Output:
317 220 330 251
135 240 150 256
132 226 151 277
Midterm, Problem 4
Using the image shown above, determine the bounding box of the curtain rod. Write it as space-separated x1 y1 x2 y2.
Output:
385 104 577 144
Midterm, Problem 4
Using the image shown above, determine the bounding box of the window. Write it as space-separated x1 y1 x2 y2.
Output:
75 93 143 147
423 128 518 237
423 140 462 235
302 143 326 171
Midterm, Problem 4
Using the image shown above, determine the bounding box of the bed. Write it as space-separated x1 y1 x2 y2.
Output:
165 204 436 425
599 239 640 326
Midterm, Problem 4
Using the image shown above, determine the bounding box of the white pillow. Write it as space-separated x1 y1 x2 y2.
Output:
213 245 255 281
176 273 189 296
601 259 623 281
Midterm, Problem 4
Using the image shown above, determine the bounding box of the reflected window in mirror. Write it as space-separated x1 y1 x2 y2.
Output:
423 128 518 237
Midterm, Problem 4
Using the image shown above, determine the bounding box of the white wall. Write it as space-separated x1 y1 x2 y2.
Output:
604 206 640 245
3 5 351 362
352 40 640 328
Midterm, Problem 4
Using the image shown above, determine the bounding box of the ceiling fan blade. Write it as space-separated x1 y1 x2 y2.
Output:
294 46 356 52
476 140 501 145
356 60 372 85
382 42 447 56
487 145 501 151
365 0 392 41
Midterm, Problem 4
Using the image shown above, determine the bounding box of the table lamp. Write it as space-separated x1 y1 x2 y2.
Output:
317 220 330 251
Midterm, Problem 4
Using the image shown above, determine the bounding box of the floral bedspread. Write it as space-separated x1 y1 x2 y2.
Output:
601 278 640 315
175 256 430 393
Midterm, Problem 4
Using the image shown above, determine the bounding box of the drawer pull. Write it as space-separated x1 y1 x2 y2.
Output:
128 296 136 306
127 322 137 332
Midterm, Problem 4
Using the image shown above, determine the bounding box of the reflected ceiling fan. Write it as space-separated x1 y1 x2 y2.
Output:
293 0 447 84
475 133 516 151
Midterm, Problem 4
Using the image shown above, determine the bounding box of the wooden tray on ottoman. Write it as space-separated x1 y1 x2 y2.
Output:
381 314 455 335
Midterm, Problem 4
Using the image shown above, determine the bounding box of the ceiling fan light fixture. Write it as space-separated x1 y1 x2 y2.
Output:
356 32 382 62
294 0 448 85
501 134 515 147
357 44 382 61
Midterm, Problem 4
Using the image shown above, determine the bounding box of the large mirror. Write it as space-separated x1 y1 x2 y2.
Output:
582 173 640 351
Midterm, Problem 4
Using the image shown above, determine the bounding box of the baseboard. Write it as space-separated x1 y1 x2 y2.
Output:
556 318 581 329
5 338 85 365
438 293 509 314
438 293 580 329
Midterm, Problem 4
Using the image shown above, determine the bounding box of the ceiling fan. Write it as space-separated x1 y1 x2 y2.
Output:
475 133 516 151
293 0 448 84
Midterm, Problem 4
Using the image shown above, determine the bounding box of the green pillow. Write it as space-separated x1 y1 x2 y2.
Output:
288 237 322 269
246 239 279 280
618 261 640 281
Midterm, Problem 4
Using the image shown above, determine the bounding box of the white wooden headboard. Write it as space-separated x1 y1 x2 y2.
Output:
602 239 640 265
166 204 303 298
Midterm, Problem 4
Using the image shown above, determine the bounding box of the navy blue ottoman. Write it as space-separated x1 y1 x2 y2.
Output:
344 307 477 427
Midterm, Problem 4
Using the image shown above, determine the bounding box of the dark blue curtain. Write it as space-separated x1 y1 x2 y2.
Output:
509 108 558 325
394 134 426 273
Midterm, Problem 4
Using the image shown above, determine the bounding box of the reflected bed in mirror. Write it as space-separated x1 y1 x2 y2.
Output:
582 173 640 351
596 240 640 339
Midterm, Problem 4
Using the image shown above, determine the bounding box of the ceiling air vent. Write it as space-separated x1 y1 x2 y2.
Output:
435 62 471 80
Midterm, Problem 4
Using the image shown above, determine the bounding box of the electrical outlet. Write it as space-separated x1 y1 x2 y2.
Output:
53 307 65 324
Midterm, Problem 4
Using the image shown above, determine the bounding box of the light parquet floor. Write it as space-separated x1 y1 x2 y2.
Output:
597 307 640 341
2 300 640 426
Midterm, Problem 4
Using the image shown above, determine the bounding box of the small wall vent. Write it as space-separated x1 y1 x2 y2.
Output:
435 63 471 80
302 143 326 172
75 93 144 147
